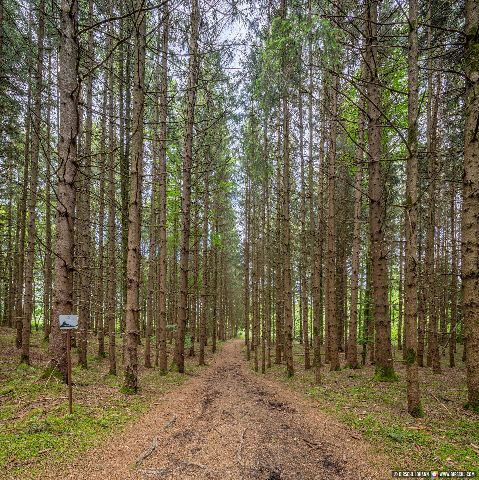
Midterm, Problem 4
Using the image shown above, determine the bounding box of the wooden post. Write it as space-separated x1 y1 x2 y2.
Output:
66 330 72 414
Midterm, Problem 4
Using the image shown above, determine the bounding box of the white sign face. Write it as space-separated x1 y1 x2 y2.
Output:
59 315 79 330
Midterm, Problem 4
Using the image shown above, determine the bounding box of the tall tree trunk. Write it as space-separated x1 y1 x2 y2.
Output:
310 0 322 383
200 168 209 366
123 1 146 393
299 81 310 370
282 76 294 378
43 50 53 340
279 0 293 376
398 227 404 352
404 0 422 417
366 0 395 380
49 0 79 381
347 61 366 369
21 0 45 364
14 46 32 349
77 0 94 369
145 64 160 368
244 177 250 361
326 70 339 371
176 0 200 373
252 198 259 373
157 0 169 374
274 122 283 365
119 2 131 342
190 206 199 357
96 81 107 358
212 217 219 354
107 13 117 375
425 4 441 371
449 178 458 368
462 0 479 412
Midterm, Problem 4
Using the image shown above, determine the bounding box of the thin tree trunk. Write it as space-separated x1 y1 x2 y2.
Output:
366 0 395 380
107 12 117 375
43 50 53 340
282 80 294 378
14 43 32 349
404 0 422 416
200 169 209 366
123 1 146 393
244 174 251 361
21 0 45 364
398 227 404 352
347 60 366 369
326 70 339 372
449 178 458 368
176 0 200 373
77 0 94 369
275 121 283 365
157 0 169 374
97 81 107 359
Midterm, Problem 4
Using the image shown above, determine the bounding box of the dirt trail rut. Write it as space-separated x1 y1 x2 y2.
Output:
48 341 386 480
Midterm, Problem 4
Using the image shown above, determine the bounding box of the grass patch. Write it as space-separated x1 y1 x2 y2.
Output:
0 328 223 479
251 343 479 473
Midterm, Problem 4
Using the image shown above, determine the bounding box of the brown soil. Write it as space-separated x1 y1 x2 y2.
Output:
42 340 387 480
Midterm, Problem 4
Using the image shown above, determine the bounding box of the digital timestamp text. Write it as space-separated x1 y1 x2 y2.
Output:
392 472 476 478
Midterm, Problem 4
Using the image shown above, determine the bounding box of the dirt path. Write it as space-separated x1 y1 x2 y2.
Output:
44 341 387 480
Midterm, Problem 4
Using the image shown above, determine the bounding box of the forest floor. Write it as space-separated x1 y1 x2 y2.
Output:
36 339 386 480
0 327 222 479
257 344 479 474
1 329 478 479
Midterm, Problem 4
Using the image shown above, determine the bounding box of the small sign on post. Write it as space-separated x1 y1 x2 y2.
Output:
59 314 78 330
59 315 78 414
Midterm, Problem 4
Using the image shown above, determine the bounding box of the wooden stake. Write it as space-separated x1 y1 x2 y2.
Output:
66 330 72 414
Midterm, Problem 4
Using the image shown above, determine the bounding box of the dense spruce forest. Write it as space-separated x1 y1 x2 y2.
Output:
0 0 478 478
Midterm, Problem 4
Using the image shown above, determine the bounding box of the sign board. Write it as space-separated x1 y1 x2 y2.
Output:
59 314 79 330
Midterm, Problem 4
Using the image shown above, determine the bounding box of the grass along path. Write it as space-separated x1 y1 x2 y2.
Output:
253 343 479 473
0 327 222 480
38 340 386 479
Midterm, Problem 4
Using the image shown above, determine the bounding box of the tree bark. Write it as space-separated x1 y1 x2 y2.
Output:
176 0 200 373
49 0 79 381
77 0 94 369
326 70 339 371
366 0 395 380
123 0 146 393
462 0 479 411
347 61 366 369
21 0 45 364
200 168 210 366
404 0 422 416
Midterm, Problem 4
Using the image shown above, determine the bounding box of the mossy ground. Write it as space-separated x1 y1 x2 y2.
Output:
250 342 479 473
0 327 222 479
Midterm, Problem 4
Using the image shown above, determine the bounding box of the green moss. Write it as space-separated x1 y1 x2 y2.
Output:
409 402 424 418
119 385 137 395
374 365 399 382
404 348 416 365
40 366 64 381
347 363 361 370
465 400 479 414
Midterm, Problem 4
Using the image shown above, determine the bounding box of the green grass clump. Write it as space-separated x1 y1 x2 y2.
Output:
253 342 479 474
0 329 224 479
